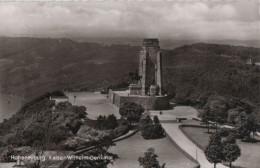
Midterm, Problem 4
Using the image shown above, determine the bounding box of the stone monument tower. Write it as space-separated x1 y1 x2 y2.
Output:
110 38 169 110
138 38 162 96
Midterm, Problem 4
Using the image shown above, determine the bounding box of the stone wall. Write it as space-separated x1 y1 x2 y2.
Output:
109 89 169 110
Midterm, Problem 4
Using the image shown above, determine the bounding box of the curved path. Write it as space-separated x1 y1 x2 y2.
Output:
151 106 228 168
162 123 227 168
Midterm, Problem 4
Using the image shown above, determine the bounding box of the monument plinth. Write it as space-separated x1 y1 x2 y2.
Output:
109 39 169 110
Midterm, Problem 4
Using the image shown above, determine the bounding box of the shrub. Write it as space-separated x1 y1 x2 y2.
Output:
141 124 165 140
153 115 160 124
63 126 116 150
139 115 153 129
114 126 129 137
97 114 118 130
0 146 15 162
140 116 165 140
218 127 234 137
119 119 129 127
119 102 144 124
105 114 118 129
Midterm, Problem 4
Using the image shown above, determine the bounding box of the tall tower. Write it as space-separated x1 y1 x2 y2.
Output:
139 39 162 96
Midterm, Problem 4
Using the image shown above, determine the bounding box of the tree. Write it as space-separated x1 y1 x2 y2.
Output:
140 116 165 140
201 106 214 134
139 115 153 129
223 134 241 168
119 102 144 125
227 109 239 125
105 114 118 129
0 145 14 162
138 148 166 168
153 115 160 124
205 133 224 168
206 96 229 131
245 115 258 139
237 114 259 141
97 115 106 130
152 124 165 138
97 115 118 130
24 134 57 168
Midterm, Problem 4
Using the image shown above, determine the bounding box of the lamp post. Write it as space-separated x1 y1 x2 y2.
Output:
74 95 76 105
196 147 198 161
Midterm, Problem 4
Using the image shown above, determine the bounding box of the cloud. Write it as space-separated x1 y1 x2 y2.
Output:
0 1 259 40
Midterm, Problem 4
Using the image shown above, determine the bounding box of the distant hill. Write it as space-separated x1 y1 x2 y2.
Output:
162 43 260 105
0 37 140 98
0 37 259 113
73 37 260 49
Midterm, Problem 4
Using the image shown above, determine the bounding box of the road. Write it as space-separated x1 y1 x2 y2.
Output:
163 123 227 168
151 106 228 168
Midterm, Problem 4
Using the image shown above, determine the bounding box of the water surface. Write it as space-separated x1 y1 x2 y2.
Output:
0 94 23 123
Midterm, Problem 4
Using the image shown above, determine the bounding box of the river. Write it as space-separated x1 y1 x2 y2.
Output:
0 93 23 123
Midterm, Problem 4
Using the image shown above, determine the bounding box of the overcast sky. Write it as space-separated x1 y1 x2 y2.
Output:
0 1 259 40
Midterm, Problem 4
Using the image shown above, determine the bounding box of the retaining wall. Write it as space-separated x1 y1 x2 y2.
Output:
109 89 170 110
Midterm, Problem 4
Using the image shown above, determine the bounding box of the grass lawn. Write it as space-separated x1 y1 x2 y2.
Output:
182 126 260 168
108 132 196 168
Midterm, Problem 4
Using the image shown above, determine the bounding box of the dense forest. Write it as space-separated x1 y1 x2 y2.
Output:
162 44 259 106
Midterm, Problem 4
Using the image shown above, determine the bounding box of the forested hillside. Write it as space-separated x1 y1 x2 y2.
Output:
0 37 259 117
162 43 259 104
0 91 86 149
0 37 140 98
162 44 259 121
